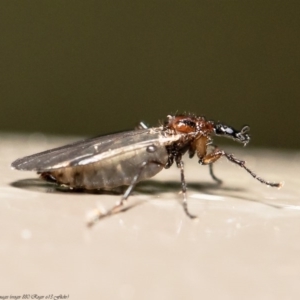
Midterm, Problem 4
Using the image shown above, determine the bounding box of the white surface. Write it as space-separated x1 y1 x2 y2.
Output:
1 133 300 300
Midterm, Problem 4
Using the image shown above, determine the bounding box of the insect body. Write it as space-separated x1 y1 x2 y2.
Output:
11 114 282 225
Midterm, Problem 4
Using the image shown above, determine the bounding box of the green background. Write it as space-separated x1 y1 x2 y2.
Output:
1 1 299 149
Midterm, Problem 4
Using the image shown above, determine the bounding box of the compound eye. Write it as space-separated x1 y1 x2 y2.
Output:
182 119 196 127
175 119 196 133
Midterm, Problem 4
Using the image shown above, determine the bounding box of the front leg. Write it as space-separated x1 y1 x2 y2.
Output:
199 148 282 188
201 145 223 184
198 147 223 165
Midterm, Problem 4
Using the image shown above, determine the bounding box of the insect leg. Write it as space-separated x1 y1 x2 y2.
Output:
135 121 148 130
200 148 283 188
223 152 283 187
209 163 222 184
177 160 197 219
87 160 164 226
207 145 223 184
164 155 174 169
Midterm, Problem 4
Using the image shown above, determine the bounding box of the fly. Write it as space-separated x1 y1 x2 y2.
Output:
11 114 283 225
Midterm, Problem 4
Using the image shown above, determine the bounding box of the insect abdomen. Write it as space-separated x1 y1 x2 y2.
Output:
41 143 168 190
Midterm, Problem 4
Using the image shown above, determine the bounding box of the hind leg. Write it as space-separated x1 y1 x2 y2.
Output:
87 160 164 226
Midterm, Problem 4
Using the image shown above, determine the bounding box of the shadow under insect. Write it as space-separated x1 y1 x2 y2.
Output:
10 176 244 196
10 177 284 213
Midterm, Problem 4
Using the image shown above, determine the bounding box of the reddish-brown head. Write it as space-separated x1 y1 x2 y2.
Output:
165 115 214 136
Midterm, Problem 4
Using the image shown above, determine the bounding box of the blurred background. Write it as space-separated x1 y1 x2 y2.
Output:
0 1 299 149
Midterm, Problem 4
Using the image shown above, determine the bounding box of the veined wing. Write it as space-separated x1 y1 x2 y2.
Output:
11 128 180 172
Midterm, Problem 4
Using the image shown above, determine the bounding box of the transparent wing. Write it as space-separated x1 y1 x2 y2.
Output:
11 128 179 172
